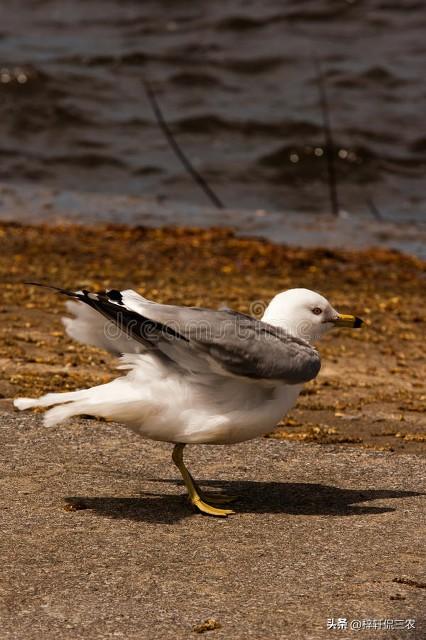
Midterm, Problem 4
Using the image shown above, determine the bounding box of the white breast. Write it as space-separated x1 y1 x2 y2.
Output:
122 372 303 445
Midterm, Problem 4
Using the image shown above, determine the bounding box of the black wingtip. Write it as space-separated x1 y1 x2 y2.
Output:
24 281 59 288
23 282 76 296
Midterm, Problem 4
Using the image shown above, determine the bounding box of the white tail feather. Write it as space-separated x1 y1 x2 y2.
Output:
14 397 38 410
14 388 89 411
44 402 87 427
14 375 145 428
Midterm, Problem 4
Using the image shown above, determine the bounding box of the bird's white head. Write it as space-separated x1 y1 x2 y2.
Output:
261 288 363 343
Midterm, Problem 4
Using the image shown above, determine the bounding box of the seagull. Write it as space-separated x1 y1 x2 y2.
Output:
14 285 363 517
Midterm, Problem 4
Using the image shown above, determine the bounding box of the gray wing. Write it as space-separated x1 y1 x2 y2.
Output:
59 286 321 384
191 314 321 383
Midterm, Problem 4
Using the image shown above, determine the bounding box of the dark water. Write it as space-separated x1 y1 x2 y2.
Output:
0 1 425 220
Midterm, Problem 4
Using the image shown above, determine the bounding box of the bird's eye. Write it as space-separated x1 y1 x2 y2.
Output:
312 307 322 315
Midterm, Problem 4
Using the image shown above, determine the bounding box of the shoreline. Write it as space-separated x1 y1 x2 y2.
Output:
1 220 424 454
0 182 425 259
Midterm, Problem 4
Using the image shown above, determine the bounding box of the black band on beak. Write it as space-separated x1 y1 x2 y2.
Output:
333 314 364 328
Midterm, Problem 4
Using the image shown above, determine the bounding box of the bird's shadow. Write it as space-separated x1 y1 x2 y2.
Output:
65 480 424 525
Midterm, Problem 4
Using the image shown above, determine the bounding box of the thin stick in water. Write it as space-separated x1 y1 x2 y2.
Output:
366 197 384 221
315 60 340 217
143 81 225 210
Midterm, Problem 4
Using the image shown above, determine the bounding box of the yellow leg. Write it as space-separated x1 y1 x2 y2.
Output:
188 471 239 504
172 444 235 517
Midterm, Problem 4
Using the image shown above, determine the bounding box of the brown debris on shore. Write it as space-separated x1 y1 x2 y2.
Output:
0 222 424 453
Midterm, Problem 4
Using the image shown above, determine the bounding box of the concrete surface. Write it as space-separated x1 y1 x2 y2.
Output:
1 409 425 639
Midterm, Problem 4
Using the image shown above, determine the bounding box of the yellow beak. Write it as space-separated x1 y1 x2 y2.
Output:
333 314 363 328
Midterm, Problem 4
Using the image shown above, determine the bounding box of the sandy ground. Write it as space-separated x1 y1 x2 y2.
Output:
0 222 424 453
